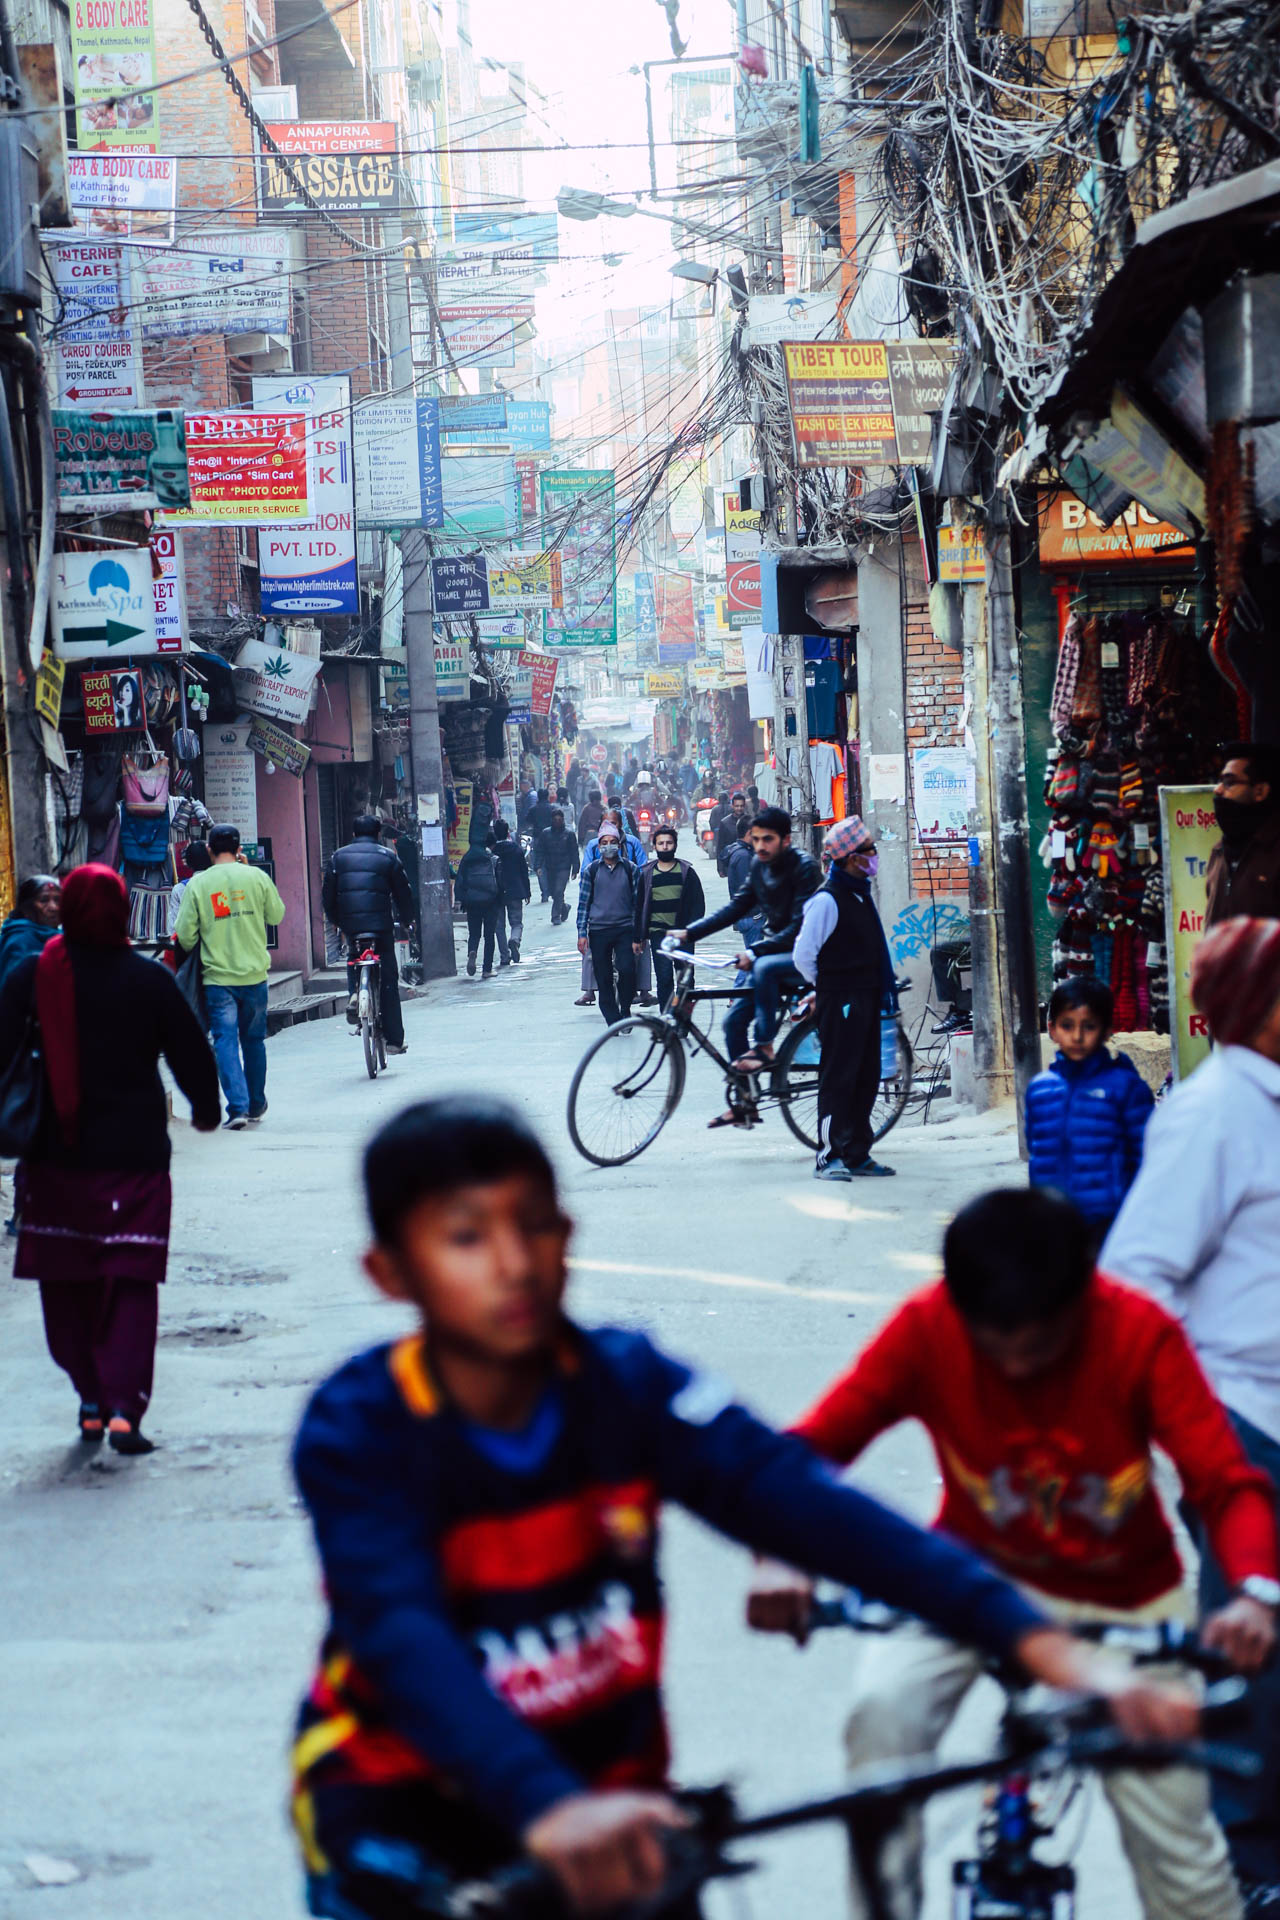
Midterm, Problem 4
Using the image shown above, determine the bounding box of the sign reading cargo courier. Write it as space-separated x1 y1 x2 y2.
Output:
781 340 898 467
259 122 398 213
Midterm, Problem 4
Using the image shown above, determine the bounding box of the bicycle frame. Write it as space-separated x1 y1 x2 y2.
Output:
664 950 810 1090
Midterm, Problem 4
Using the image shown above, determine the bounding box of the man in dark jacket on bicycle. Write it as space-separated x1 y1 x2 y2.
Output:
322 816 416 1054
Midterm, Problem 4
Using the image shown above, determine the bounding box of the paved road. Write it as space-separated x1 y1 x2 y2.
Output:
0 851 1141 1920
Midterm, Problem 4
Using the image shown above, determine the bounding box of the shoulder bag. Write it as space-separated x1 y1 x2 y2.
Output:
122 734 171 815
0 994 47 1158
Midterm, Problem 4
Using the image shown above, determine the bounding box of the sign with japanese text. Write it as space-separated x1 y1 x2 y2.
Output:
258 122 398 213
47 242 142 408
1038 488 1196 567
70 0 158 150
53 548 157 659
53 406 188 511
162 410 307 524
253 375 357 613
353 397 443 528
131 231 291 339
541 469 616 647
81 666 144 732
67 151 176 245
232 637 323 725
781 339 897 467
1161 785 1217 1080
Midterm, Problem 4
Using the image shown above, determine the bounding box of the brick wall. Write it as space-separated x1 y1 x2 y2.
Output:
904 600 969 900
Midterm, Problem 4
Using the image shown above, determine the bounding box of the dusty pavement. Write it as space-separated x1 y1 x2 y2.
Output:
0 852 1146 1920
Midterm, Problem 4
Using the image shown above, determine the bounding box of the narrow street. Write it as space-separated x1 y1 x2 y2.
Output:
0 852 1140 1920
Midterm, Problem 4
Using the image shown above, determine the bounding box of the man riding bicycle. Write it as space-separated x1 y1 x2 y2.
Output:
322 815 416 1056
670 804 820 1128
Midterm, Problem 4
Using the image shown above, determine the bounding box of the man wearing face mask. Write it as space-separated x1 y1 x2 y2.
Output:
576 825 641 1025
793 817 897 1180
1207 743 1280 927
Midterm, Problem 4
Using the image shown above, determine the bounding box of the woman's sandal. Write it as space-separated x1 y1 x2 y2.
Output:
107 1415 155 1456
78 1403 104 1443
707 1110 745 1129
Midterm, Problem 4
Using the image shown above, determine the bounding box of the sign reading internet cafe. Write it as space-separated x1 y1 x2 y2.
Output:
258 122 399 214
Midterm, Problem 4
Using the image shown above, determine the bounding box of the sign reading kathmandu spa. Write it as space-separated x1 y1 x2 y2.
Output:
69 0 158 149
67 152 176 246
53 406 189 511
781 340 897 468
52 549 157 659
253 376 357 613
131 232 291 338
232 637 323 725
352 397 442 529
162 411 307 524
541 469 616 647
258 123 398 214
48 242 142 407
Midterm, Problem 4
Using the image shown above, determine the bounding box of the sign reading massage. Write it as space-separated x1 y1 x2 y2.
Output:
258 122 399 214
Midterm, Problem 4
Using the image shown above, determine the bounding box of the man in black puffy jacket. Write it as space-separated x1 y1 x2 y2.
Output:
492 821 530 964
322 816 416 1052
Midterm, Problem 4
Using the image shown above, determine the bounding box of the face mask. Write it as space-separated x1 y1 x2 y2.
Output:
860 851 879 877
1214 793 1263 842
600 842 620 862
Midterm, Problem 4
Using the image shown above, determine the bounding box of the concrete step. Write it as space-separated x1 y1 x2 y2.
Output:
267 968 303 1003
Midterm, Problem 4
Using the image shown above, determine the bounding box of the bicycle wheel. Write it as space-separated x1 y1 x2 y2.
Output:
773 1017 822 1151
567 1017 686 1167
361 966 379 1080
872 1023 913 1141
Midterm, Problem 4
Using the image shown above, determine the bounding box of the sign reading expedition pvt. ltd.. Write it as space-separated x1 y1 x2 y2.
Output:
252 375 357 614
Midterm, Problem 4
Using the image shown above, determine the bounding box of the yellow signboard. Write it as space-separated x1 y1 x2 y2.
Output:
938 523 986 584
645 669 684 698
1159 785 1218 1079
35 652 65 728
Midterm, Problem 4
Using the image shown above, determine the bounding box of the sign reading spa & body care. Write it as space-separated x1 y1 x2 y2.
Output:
252 375 357 614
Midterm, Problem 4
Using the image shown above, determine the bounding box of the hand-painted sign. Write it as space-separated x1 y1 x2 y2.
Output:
781 340 897 467
431 556 489 615
247 714 310 777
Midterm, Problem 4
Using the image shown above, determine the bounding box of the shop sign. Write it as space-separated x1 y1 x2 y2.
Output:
1077 390 1205 535
35 652 65 728
443 454 521 541
886 341 957 465
656 574 696 662
1038 489 1196 566
913 746 976 844
54 406 188 511
232 637 323 725
937 522 986 584
645 668 685 697
1160 785 1217 1080
781 340 897 468
742 625 774 723
258 122 398 214
252 375 356 612
726 560 762 630
81 665 144 732
723 635 746 676
247 714 310 777
514 455 539 522
434 632 470 701
70 0 158 150
53 549 157 659
161 410 306 524
47 242 142 408
203 723 258 841
447 779 473 864
437 394 508 433
724 505 762 563
353 397 443 528
634 570 658 668
444 400 552 451
692 663 729 689
131 231 291 339
67 151 176 245
525 650 558 716
487 551 563 615
541 469 616 647
473 614 527 648
150 527 185 651
746 292 840 348
431 556 489 616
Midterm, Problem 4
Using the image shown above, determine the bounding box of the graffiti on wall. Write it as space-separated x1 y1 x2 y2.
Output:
889 899 969 965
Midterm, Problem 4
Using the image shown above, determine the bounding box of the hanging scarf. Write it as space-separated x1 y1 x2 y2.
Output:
34 864 129 1148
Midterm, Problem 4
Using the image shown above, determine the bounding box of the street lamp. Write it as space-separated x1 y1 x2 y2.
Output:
556 184 753 257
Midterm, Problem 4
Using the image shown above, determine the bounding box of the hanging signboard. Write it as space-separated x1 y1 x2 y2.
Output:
161 410 306 524
473 614 528 649
247 715 311 777
442 454 520 541
645 669 685 697
886 341 957 465
781 340 897 467
655 574 696 663
514 456 539 523
35 652 65 728
47 242 142 408
353 397 443 528
487 551 563 615
431 556 489 616
1160 785 1218 1080
437 394 508 434
443 399 552 452
1038 488 1196 566
634 571 658 668
937 523 986 584
724 505 762 564
541 469 616 647
232 636 323 725
69 0 158 150
726 560 762 630
258 122 398 213
203 723 258 840
745 292 841 348
53 549 158 659
436 301 531 369
253 374 358 614
913 746 976 844
131 231 291 339
150 527 185 651
81 666 145 733
53 406 189 511
434 632 470 700
66 152 176 245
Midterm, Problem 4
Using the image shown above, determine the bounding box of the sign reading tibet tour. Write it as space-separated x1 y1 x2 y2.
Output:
69 0 159 150
781 340 898 468
252 375 357 613
47 241 142 408
258 122 398 214
52 548 157 659
53 406 189 511
232 637 323 726
161 411 307 525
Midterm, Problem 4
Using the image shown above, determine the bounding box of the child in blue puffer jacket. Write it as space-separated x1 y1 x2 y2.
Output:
1025 978 1155 1245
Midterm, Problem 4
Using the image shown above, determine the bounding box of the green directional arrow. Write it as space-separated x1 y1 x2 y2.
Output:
62 617 148 649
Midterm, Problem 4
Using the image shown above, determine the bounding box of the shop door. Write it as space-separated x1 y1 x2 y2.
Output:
316 763 344 965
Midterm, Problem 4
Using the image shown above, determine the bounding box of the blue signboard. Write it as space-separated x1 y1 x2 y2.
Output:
634 570 658 668
417 398 443 529
431 555 489 615
438 394 508 433
442 400 552 452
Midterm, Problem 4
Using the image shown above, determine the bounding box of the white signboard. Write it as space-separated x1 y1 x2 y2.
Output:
353 398 422 526
52 549 158 659
66 152 177 246
252 375 358 615
741 624 775 723
912 746 976 844
131 231 291 338
203 722 258 841
746 292 841 348
434 632 469 700
232 636 323 724
47 241 143 408
150 527 186 652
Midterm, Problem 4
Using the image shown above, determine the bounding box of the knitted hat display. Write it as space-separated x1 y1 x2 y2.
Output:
1140 866 1164 933
1100 615 1130 733
1088 755 1121 817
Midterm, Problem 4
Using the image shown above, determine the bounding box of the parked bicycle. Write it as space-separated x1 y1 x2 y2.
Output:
351 931 386 1079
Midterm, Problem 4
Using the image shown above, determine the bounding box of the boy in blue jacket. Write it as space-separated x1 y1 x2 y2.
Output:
291 1096 1191 1920
1026 978 1155 1243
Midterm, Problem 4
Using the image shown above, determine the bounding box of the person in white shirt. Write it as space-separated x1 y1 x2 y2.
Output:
1104 916 1280 1906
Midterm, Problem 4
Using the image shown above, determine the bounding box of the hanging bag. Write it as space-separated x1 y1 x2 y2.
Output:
174 943 206 1029
122 734 170 815
0 990 47 1157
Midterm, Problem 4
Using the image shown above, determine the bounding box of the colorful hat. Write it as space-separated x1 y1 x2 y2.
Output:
823 816 874 860
1191 916 1280 1046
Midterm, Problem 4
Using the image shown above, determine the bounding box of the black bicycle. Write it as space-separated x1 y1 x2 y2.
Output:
351 931 386 1080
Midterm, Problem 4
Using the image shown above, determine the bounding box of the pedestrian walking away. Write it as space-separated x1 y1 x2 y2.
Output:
576 825 641 1023
1104 916 1280 1907
322 814 416 1052
0 865 221 1453
792 816 897 1180
0 873 61 995
166 843 211 938
633 825 704 1008
576 785 605 849
174 823 285 1128
1207 743 1280 926
492 820 531 962
535 808 580 925
454 834 504 977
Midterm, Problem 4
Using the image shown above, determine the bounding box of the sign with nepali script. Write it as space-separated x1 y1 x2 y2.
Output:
781 339 897 467
258 122 398 213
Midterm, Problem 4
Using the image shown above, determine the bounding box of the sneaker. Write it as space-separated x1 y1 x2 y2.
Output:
499 957 511 968
848 1157 896 1177
223 1114 248 1131
814 1162 853 1181
248 1103 268 1125
636 992 658 1007
346 992 359 1025
466 953 477 977
386 1043 408 1056
509 945 521 963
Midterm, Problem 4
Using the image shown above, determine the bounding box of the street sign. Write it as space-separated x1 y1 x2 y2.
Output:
52 549 158 658
885 341 957 465
48 242 143 408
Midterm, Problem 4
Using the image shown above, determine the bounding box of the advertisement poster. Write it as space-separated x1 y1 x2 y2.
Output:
1160 785 1218 1080
487 551 563 615
655 574 696 663
438 394 508 434
67 152 176 245
258 122 398 214
726 560 762 630
912 746 976 844
164 410 307 525
541 469 616 647
724 505 762 564
247 716 310 778
937 522 987 584
53 406 188 511
53 549 157 659
645 669 684 697
203 724 258 841
150 527 185 651
447 779 473 864
81 667 144 733
781 340 897 468
36 653 66 729
69 0 158 149
514 456 539 522
634 571 658 668
742 626 774 722
48 242 142 408
232 637 323 725
436 301 531 369
132 232 291 339
252 375 357 613
352 396 442 528
441 454 520 541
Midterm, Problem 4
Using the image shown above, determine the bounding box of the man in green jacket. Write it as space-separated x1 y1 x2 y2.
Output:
175 822 285 1129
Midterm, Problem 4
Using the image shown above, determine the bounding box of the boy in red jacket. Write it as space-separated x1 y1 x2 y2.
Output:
749 1187 1279 1920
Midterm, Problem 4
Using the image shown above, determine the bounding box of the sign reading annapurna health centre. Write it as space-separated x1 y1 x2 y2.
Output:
252 374 357 614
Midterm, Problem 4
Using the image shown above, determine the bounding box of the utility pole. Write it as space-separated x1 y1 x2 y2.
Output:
386 224 456 981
